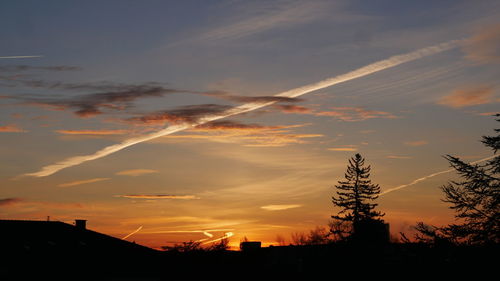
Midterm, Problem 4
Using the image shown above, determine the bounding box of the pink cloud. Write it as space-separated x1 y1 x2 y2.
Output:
439 86 494 108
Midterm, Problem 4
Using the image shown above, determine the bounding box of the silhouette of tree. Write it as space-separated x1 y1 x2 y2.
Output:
332 154 384 222
438 115 499 244
331 153 385 241
328 219 351 241
206 237 230 251
415 115 499 245
290 232 308 245
275 234 286 246
161 240 203 252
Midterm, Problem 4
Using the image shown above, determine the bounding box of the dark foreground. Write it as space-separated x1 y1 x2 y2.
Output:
2 242 498 280
1 220 497 280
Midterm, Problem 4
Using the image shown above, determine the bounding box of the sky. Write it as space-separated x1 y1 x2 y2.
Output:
1 0 499 249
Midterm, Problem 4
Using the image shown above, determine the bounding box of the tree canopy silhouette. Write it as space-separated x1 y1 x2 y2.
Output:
435 115 499 244
415 115 499 245
331 153 386 241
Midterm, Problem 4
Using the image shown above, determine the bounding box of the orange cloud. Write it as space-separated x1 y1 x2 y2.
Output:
0 198 23 207
273 104 313 114
478 112 499 116
386 155 412 159
0 124 26 133
58 177 110 187
260 204 302 211
316 107 397 122
160 121 322 147
116 194 200 200
55 129 129 135
463 23 500 64
328 147 357 152
439 86 494 108
115 169 159 176
404 140 428 147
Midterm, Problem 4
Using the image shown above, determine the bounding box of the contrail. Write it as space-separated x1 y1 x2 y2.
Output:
122 225 143 240
202 232 234 245
0 55 43 59
24 39 462 177
380 155 496 196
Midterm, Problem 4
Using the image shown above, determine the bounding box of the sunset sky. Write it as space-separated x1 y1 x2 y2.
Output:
1 0 499 249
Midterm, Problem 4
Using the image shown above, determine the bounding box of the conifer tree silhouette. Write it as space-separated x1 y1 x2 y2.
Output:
415 115 499 245
440 115 499 244
331 154 385 240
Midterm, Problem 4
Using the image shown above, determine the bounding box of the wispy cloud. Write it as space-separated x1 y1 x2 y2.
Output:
0 55 43 59
55 129 129 135
272 104 313 114
477 111 500 116
386 155 413 159
115 169 159 177
316 107 398 122
197 1 328 42
404 140 428 147
127 104 233 125
438 85 494 108
0 197 23 207
3 79 187 118
0 124 26 133
272 104 398 122
161 120 322 147
260 204 302 211
328 147 357 152
0 197 85 209
463 23 500 64
0 65 81 72
116 194 200 200
58 177 110 188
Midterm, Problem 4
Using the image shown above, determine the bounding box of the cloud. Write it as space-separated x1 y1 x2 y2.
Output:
0 197 23 207
272 104 313 114
207 92 303 104
477 112 500 116
404 140 428 147
463 23 500 64
0 124 26 133
193 120 291 131
127 104 234 125
58 177 110 188
316 107 398 122
327 147 357 152
116 194 200 200
197 1 328 42
386 155 413 159
438 86 494 108
260 204 302 211
3 80 186 118
115 169 159 176
0 55 43 59
0 65 81 72
55 129 129 135
161 120 322 147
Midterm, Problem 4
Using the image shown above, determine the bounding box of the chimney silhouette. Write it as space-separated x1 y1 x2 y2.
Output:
75 219 87 230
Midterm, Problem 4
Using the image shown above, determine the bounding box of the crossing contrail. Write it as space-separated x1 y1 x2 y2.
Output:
24 39 462 177
0 55 43 59
202 232 234 245
380 155 496 196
